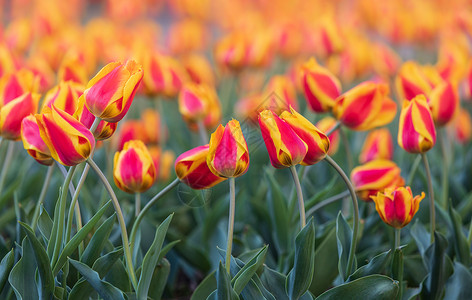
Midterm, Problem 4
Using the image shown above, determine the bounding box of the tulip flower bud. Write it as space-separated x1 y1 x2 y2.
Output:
178 83 211 122
182 54 215 86
74 95 117 140
42 81 81 115
359 128 394 164
280 107 329 165
450 108 472 144
301 57 341 113
395 61 433 101
113 140 156 193
21 115 54 166
351 159 405 201
316 117 340 155
175 145 226 189
141 109 162 145
35 105 95 166
84 60 143 122
258 110 307 168
147 145 161 181
115 120 149 151
371 187 425 229
398 95 436 153
0 92 40 140
207 120 250 178
333 81 397 131
428 81 459 127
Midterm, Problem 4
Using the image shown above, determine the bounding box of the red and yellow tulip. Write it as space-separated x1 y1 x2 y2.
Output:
74 95 117 141
316 117 340 156
141 109 162 145
450 108 472 144
428 81 459 127
178 83 212 123
182 54 215 86
0 92 40 140
42 81 81 115
398 95 436 153
359 128 394 164
113 140 156 193
371 187 425 229
21 115 54 166
395 61 433 101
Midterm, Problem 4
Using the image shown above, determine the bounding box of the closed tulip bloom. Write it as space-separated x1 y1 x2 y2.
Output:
333 81 397 131
280 107 329 165
301 57 341 113
207 120 249 178
0 69 38 105
115 120 149 151
35 106 95 166
395 61 433 101
141 109 162 144
160 150 175 182
371 187 425 229
428 81 459 127
351 159 405 201
0 92 40 140
359 128 394 164
42 81 81 115
450 108 472 144
84 60 143 122
74 95 117 141
147 145 161 181
258 110 307 168
398 95 436 153
178 83 211 122
316 117 340 155
21 115 54 166
175 145 226 189
113 140 156 193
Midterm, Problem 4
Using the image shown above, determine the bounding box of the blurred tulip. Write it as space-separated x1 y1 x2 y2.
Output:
450 108 472 144
27 57 55 93
42 81 81 115
246 29 274 68
235 93 264 125
115 120 148 151
182 54 215 86
35 105 95 166
1 92 40 140
351 159 405 201
160 150 175 182
141 108 162 145
186 87 221 131
74 95 117 140
428 81 459 126
301 57 341 113
263 75 298 114
316 117 340 156
395 61 433 101
398 95 436 153
280 107 329 165
175 145 226 189
214 32 247 71
359 128 394 164
258 110 307 168
147 145 161 180
113 140 156 193
0 44 18 78
57 52 89 85
178 83 211 122
276 23 304 59
5 18 33 54
168 19 207 55
207 119 249 178
0 69 38 105
372 43 402 78
84 60 143 122
21 115 54 166
333 81 397 131
371 187 425 229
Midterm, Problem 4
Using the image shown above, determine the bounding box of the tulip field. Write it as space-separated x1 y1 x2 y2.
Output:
1 0 472 299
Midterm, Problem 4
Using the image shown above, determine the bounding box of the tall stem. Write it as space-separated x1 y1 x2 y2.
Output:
86 158 138 290
289 166 306 229
226 177 236 273
324 155 359 279
135 193 141 217
0 142 15 196
32 165 55 230
197 120 209 144
129 178 180 254
421 153 435 243
65 164 90 242
407 155 422 187
339 126 353 171
438 130 449 209
395 228 401 249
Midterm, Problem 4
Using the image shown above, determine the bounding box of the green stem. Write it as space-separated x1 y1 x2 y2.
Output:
129 178 180 254
226 177 236 273
339 126 353 171
288 166 306 224
306 190 350 217
135 193 141 217
65 164 90 242
326 121 341 137
421 153 435 244
407 155 422 187
0 142 15 196
438 130 449 209
197 120 209 144
324 155 359 279
395 228 401 249
31 164 55 230
290 166 306 229
86 158 138 290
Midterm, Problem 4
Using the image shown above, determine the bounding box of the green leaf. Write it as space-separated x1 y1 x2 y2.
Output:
315 275 398 300
191 270 216 300
217 261 239 300
231 245 268 295
448 202 470 266
19 222 55 300
53 200 112 275
157 240 180 262
266 171 290 254
287 218 315 300
137 213 173 300
444 262 472 300
69 258 125 300
37 205 53 242
336 212 354 281
148 258 170 300
81 213 116 266
410 221 429 260
0 249 14 293
348 250 392 282
261 266 313 300
310 224 338 296
9 238 39 300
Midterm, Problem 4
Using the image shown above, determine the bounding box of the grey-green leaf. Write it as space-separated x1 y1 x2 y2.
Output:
81 213 116 266
336 212 352 281
448 202 470 266
217 261 239 300
444 262 472 300
0 249 14 293
148 258 170 300
191 270 216 300
9 238 39 300
231 245 268 295
37 206 53 242
266 171 290 254
348 250 392 282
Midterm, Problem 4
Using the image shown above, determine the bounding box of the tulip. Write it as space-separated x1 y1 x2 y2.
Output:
450 108 472 144
207 119 249 178
263 76 298 114
147 145 161 181
42 81 81 115
0 45 18 78
214 32 247 71
301 57 341 113
246 29 274 68
178 83 211 123
371 43 401 78
182 54 215 86
0 69 38 105
359 128 394 164
258 110 307 168
21 115 54 166
168 19 207 55
0 92 40 140
35 105 95 166
175 145 226 189
333 81 397 131
57 52 89 85
395 61 433 101
115 120 149 151
351 159 405 201
74 95 117 140
316 117 340 155
398 95 436 153
371 187 425 229
160 150 175 182
113 140 156 193
428 81 459 127
83 60 143 122
280 107 329 165
141 109 162 145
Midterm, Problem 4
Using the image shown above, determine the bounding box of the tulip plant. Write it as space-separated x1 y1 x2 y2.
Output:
0 1 472 300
